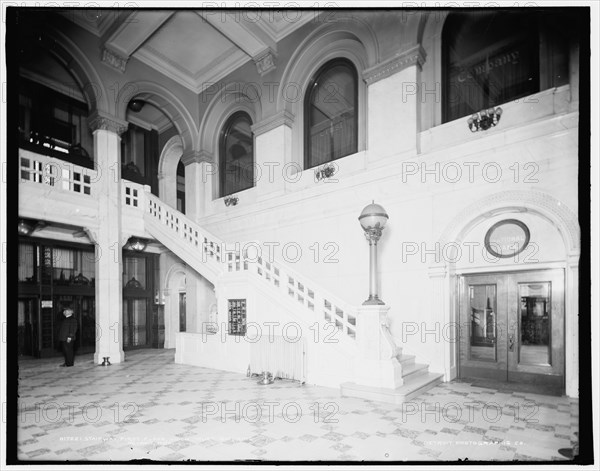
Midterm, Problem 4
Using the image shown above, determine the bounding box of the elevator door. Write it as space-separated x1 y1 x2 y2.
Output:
18 298 39 357
459 269 565 391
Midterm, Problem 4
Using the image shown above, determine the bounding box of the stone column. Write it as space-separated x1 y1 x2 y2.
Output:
181 150 213 221
89 112 129 364
364 45 426 161
354 305 403 389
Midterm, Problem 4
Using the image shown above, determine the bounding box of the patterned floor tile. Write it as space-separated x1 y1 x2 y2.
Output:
15 349 579 462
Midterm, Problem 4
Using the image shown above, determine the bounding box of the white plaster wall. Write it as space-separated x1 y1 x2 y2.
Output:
195 104 579 387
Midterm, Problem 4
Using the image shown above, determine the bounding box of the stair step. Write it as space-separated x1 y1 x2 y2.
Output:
397 354 416 367
401 362 429 380
340 372 444 405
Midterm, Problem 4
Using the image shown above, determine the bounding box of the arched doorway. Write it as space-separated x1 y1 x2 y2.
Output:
430 190 580 396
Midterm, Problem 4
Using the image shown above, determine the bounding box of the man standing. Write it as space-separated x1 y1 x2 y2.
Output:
58 308 78 367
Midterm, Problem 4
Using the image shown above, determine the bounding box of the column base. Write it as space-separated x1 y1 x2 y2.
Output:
94 349 125 365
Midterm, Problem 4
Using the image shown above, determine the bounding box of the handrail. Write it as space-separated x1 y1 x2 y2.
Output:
133 189 357 341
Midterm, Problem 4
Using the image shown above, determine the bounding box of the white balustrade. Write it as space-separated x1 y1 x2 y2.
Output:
122 181 145 208
139 191 357 341
19 149 95 196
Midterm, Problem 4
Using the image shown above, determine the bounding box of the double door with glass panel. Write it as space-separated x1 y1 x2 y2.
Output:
459 269 564 391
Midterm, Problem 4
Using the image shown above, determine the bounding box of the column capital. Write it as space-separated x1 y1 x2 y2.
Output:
181 150 213 166
363 44 427 85
251 110 295 137
89 111 129 135
253 47 277 76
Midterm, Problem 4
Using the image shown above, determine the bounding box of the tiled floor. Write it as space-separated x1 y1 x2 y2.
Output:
16 349 578 462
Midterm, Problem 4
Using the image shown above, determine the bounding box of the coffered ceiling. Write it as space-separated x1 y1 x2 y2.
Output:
68 9 316 94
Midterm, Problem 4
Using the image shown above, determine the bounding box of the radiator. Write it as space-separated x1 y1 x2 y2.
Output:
250 335 305 382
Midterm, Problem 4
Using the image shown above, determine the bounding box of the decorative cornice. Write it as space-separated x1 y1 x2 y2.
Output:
251 110 295 136
253 48 277 76
88 111 129 135
181 150 214 166
363 45 427 86
102 47 129 73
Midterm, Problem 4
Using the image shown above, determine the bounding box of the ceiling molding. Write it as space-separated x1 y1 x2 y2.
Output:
58 10 117 37
134 46 251 94
196 11 276 59
255 10 319 42
127 112 173 134
102 11 174 72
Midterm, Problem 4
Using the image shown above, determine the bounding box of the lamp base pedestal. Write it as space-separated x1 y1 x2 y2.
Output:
362 295 385 306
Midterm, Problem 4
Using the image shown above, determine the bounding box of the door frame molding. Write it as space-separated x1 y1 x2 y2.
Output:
428 190 580 397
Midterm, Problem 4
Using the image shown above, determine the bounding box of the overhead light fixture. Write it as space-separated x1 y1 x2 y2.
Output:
128 99 145 113
128 237 147 252
18 219 35 236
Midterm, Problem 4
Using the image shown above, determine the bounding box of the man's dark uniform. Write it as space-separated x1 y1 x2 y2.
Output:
58 314 78 366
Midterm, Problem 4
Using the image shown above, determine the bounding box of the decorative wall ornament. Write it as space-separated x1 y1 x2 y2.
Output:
484 219 530 258
363 44 427 85
224 195 239 207
314 162 337 181
101 47 128 73
254 48 277 76
467 107 503 132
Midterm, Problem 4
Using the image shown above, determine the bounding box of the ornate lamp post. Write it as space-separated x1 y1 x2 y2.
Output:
358 201 389 305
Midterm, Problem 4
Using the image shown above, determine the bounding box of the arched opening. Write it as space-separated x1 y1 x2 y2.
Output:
122 99 182 197
18 39 95 168
276 22 374 169
430 191 580 396
219 111 254 197
198 84 261 201
304 58 358 169
176 160 186 214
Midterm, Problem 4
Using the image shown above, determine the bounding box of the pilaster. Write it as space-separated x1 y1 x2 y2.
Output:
366 47 425 160
251 111 294 198
181 150 213 220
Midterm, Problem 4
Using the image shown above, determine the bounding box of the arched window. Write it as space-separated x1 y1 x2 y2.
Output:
176 160 185 214
219 111 254 197
442 11 571 123
304 59 358 169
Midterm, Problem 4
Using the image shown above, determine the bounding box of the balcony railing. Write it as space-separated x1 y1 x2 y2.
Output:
19 148 96 197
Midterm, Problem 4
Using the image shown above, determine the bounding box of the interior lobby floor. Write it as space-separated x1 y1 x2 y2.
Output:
15 349 579 463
